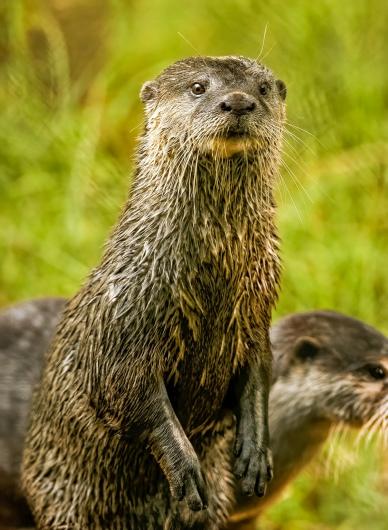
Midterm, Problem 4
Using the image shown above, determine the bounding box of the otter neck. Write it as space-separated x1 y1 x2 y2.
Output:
267 379 331 500
98 137 281 307
129 138 278 232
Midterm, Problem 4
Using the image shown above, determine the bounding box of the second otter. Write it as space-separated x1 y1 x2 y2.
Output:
21 56 287 529
228 310 388 528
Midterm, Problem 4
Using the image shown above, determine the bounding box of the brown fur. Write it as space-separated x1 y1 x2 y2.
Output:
21 56 286 529
0 302 387 528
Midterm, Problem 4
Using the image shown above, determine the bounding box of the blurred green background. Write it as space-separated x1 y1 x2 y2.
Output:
0 0 387 528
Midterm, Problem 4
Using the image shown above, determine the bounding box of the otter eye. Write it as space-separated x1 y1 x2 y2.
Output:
259 82 271 96
191 83 206 96
367 364 386 380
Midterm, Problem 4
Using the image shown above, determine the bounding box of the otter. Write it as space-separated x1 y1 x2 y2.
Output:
0 298 65 529
1 301 387 528
228 310 388 529
21 56 287 529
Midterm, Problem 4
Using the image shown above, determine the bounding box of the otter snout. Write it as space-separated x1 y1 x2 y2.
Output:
219 92 257 116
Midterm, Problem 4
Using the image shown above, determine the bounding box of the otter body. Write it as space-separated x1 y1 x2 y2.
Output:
1 302 387 529
21 56 286 529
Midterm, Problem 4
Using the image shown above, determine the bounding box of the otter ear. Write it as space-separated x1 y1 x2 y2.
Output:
276 79 287 101
140 81 158 103
293 336 321 361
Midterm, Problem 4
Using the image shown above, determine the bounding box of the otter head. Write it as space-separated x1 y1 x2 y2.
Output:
272 311 388 433
140 55 286 159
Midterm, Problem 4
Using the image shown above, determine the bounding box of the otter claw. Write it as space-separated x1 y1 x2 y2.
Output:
234 443 273 498
267 461 274 482
255 483 266 497
184 472 208 511
169 460 208 511
234 437 243 457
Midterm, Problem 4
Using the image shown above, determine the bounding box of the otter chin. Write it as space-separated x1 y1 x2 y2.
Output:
204 135 261 157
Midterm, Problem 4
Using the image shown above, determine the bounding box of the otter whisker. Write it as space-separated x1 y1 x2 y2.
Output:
283 128 316 155
177 32 203 57
255 23 269 62
285 120 321 143
129 120 145 135
277 171 303 222
324 422 350 481
280 158 313 205
259 43 277 64
356 399 388 449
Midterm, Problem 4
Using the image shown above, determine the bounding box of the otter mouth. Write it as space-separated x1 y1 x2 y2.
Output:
225 130 248 139
223 127 250 139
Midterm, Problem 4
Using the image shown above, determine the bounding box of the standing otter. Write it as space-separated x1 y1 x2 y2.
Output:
21 56 287 529
1 301 387 528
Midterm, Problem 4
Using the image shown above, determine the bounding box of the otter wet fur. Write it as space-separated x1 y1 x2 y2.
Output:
1 301 388 529
21 56 286 529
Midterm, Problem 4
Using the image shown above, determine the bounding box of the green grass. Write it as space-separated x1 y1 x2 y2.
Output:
1 0 387 528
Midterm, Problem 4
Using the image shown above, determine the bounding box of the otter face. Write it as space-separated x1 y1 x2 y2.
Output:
140 56 286 158
294 337 388 430
272 312 388 433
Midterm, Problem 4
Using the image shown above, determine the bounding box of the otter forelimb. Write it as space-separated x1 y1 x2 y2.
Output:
232 351 273 498
148 377 208 511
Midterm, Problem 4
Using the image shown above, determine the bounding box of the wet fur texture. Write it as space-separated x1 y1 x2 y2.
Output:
21 56 285 529
1 302 387 529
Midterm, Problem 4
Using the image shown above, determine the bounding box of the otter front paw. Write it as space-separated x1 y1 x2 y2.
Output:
168 456 208 511
234 421 273 497
149 413 208 512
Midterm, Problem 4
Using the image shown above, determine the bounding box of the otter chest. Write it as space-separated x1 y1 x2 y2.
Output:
167 306 238 431
167 247 264 429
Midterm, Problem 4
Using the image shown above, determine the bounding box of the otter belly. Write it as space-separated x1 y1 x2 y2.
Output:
163 259 247 431
167 311 237 433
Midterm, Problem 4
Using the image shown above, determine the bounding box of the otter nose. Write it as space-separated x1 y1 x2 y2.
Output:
219 92 256 115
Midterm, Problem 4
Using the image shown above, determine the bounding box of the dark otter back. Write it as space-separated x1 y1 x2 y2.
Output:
0 297 66 526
